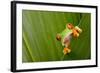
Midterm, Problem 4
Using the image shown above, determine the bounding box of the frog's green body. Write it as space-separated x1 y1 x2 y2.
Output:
59 27 72 46
57 24 82 55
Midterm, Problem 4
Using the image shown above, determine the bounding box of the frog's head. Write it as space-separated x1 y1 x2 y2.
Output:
67 23 74 29
66 23 82 38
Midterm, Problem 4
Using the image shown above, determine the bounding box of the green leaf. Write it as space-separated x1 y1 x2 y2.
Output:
22 10 91 62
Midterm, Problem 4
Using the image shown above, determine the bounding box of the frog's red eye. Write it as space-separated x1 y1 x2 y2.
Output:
67 23 74 29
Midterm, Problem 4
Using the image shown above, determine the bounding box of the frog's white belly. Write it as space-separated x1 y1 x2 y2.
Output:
62 32 72 46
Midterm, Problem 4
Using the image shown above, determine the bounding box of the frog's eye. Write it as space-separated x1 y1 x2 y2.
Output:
68 23 72 25
67 23 74 29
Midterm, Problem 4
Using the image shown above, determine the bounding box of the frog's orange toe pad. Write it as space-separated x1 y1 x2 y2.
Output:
67 49 71 53
73 30 79 38
63 48 71 55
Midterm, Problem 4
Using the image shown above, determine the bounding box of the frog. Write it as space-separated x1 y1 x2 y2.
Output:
56 23 82 55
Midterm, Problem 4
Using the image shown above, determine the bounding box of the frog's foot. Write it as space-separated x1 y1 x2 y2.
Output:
75 26 82 33
73 29 79 38
56 34 61 41
63 48 71 55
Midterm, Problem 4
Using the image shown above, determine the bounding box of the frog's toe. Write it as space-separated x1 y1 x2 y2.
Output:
63 50 68 55
67 49 71 53
63 48 71 55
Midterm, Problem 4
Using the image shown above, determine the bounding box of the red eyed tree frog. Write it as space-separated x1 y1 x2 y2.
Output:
56 23 82 55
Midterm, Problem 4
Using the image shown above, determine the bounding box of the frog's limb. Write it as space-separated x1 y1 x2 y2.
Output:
56 34 61 41
63 48 71 55
72 29 79 38
75 26 82 33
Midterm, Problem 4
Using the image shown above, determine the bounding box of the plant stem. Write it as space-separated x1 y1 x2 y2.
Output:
60 54 65 61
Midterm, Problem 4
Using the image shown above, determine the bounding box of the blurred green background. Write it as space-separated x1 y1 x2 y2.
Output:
22 10 91 63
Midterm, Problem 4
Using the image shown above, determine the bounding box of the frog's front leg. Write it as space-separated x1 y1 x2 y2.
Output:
56 34 61 41
72 26 82 38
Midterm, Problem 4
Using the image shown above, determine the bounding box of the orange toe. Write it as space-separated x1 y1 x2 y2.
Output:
63 48 71 55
